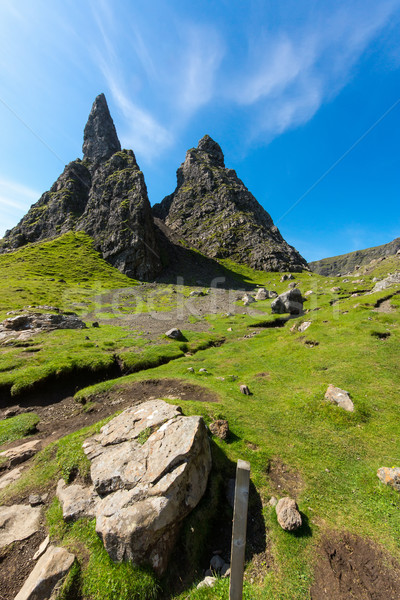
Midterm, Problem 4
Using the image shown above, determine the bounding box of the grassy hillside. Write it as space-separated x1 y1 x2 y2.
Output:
310 237 400 276
0 231 136 319
0 234 399 599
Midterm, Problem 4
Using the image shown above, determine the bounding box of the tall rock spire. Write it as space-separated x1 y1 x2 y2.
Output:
82 93 121 167
153 134 308 272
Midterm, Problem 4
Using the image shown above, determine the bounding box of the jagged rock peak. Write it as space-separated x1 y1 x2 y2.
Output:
196 135 225 167
153 136 308 272
82 93 121 167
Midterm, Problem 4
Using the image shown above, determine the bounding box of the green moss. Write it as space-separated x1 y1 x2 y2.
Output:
0 412 40 446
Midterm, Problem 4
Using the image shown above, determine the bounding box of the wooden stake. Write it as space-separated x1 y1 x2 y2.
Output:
229 459 251 600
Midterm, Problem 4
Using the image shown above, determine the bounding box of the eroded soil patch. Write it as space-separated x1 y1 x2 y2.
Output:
310 532 400 600
267 458 304 498
0 530 46 600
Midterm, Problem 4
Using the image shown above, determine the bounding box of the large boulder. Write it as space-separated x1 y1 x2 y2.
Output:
271 288 304 315
370 273 400 293
58 399 212 575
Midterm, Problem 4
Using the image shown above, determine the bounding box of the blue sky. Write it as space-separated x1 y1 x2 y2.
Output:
0 0 399 261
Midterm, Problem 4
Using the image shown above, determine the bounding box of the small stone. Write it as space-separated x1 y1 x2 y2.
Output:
304 290 313 296
276 497 302 531
197 576 217 589
330 287 341 293
209 420 229 440
2 407 19 419
165 328 183 340
33 535 50 561
325 384 354 412
227 327 233 331
255 288 268 300
221 564 231 577
298 321 312 333
268 496 278 507
199 368 207 373
242 294 256 305
0 439 41 468
28 494 43 507
204 569 213 577
240 384 251 395
92 321 100 328
187 367 194 372
210 554 225 572
377 467 400 491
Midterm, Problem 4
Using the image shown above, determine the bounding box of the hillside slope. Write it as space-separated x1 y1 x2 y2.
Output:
310 237 400 276
0 95 161 281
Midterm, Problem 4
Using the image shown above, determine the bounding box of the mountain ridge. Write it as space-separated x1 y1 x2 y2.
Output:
1 94 308 278
310 237 400 276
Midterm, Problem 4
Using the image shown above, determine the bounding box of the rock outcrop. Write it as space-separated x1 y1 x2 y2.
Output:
153 135 308 272
82 93 121 168
0 95 161 281
57 399 212 575
271 288 304 315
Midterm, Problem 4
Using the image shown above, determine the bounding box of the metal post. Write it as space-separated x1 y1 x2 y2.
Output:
229 459 251 600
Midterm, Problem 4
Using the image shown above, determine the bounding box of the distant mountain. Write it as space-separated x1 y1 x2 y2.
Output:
310 238 400 276
0 94 161 281
152 135 308 272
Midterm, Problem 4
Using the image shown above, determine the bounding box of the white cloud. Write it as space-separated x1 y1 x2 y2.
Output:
107 78 173 159
0 177 39 210
0 177 40 237
230 2 400 139
178 24 225 115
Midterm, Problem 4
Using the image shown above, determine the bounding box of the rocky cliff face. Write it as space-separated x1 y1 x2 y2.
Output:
0 94 161 281
153 135 308 272
310 237 400 276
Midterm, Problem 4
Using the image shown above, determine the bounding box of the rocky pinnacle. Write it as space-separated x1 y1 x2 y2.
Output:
82 93 121 167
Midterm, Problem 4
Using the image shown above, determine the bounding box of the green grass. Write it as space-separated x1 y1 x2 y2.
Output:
46 501 159 600
0 231 136 319
1 234 400 598
0 412 40 446
72 275 400 598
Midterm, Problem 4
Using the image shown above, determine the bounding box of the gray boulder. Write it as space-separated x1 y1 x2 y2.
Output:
57 400 212 575
370 273 400 293
276 497 302 531
325 384 354 412
165 328 184 340
271 288 304 315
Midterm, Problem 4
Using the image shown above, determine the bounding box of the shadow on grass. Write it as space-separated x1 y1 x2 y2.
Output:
161 440 266 598
292 512 313 539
